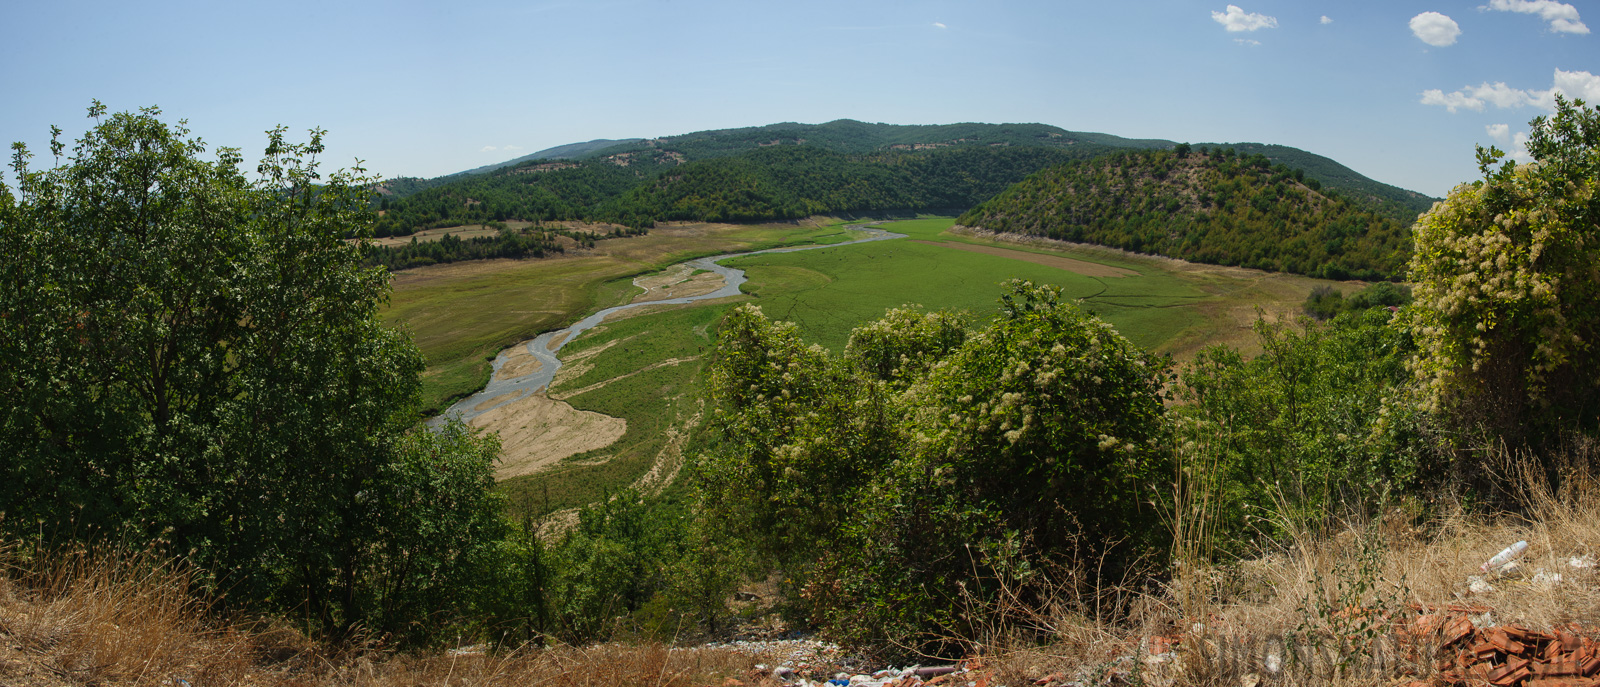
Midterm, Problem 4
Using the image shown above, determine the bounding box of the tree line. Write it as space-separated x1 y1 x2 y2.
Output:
371 144 1102 235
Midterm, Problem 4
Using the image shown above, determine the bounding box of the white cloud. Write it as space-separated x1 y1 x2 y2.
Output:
1212 5 1277 32
1320 15 1333 24
933 21 947 29
1421 89 1484 112
1552 68 1600 103
1410 12 1462 46
1234 38 1261 46
1511 131 1535 161
1486 123 1512 143
480 146 498 152
1484 0 1589 34
1421 69 1600 113
1472 82 1533 108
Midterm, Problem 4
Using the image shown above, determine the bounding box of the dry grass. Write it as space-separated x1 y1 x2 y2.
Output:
0 545 252 686
973 446 1600 686
0 544 780 687
279 643 776 687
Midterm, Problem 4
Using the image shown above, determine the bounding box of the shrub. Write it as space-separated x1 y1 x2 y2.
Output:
1402 97 1600 446
699 282 1172 656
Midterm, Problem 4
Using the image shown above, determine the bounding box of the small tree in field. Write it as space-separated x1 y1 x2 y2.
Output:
1403 97 1600 446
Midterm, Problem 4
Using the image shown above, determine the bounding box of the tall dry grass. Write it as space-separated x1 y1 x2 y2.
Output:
975 442 1600 686
0 543 780 687
0 543 253 686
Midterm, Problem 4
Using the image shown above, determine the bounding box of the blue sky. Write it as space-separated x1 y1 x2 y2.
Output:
2 0 1593 197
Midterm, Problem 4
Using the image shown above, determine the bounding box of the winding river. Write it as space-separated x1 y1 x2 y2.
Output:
436 222 906 424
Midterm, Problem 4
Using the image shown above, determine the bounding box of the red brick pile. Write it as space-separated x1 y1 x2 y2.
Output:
1404 605 1600 687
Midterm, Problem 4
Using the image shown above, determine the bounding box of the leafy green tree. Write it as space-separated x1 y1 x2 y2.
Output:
699 283 1171 656
1174 311 1425 545
1402 97 1600 445
0 103 503 640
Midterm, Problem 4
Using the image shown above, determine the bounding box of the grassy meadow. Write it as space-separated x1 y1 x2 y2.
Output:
725 218 1207 351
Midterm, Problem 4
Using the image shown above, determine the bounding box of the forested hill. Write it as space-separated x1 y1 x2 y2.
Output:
597 145 1099 224
957 147 1413 280
1194 142 1436 225
372 124 1136 234
371 120 1435 242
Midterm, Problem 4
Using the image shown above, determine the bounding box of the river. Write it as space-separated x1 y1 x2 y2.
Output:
436 222 906 424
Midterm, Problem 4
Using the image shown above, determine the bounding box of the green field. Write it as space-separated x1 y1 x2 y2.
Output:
725 219 1207 352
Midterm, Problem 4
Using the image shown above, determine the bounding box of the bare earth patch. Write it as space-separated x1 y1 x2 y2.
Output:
631 264 728 302
468 393 626 480
473 391 522 412
494 344 544 380
911 239 1139 278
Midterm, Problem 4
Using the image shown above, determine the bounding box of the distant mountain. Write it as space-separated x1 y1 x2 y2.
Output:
957 146 1413 280
575 120 1169 163
454 138 646 177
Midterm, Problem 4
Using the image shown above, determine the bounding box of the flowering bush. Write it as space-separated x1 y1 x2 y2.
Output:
1402 97 1600 442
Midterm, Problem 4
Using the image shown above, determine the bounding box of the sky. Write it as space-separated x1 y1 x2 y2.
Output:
2 0 1594 198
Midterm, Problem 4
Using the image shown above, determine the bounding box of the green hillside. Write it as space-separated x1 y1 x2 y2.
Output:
1198 142 1436 224
374 140 1112 235
371 121 1436 251
957 146 1412 280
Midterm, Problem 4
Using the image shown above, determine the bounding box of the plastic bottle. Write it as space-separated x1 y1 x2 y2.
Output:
1481 540 1529 573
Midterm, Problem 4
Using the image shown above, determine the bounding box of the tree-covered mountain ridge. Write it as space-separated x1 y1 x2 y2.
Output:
371 120 1435 244
957 146 1415 280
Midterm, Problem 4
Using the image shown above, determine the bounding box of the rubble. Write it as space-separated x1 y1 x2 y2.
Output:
1399 605 1600 687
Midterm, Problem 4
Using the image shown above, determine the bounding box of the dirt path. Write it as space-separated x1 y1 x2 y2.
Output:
551 356 701 401
630 409 701 496
468 393 626 480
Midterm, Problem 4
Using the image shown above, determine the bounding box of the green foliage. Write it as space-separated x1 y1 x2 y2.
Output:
1197 142 1437 225
0 104 504 641
698 282 1172 656
1173 310 1426 545
607 146 1090 223
1303 282 1412 320
1401 97 1600 445
958 148 1413 280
